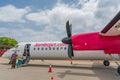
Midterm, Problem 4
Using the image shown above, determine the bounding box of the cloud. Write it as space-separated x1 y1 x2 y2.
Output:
0 0 120 42
26 0 99 35
0 27 59 42
26 0 120 35
0 5 30 22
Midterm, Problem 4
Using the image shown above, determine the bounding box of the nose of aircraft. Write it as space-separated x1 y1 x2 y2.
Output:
2 48 16 58
2 51 7 58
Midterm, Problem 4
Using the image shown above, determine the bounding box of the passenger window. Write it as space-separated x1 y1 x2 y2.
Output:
38 48 40 50
60 47 63 50
27 49 29 52
34 48 36 50
45 47 47 50
49 47 51 50
57 47 59 50
41 47 44 50
53 47 55 50
64 47 66 50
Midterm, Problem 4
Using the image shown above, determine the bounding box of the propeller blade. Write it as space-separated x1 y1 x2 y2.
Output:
66 21 71 37
62 20 74 59
68 44 74 59
68 45 72 58
70 43 74 57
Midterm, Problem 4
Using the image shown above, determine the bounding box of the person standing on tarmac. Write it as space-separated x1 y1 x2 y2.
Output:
11 51 18 69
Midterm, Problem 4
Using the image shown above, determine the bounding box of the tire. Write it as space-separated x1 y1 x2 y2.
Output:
117 66 120 75
103 60 110 66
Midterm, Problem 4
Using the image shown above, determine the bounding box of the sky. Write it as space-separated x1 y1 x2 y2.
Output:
0 0 119 42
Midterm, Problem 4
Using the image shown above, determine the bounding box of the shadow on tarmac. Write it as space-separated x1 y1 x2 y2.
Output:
57 63 120 80
1 62 120 80
24 63 120 80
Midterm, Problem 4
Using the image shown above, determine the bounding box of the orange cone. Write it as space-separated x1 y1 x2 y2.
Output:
70 61 73 64
51 76 54 80
48 64 52 72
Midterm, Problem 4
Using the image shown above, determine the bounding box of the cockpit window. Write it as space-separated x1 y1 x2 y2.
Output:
15 45 19 48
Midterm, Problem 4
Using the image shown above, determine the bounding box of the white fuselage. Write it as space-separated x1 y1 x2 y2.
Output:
2 42 120 60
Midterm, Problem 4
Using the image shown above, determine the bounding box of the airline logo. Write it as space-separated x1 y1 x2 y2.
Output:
34 43 67 47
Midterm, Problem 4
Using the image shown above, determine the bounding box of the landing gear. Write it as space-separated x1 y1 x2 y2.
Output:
103 60 110 66
117 66 120 75
109 54 120 75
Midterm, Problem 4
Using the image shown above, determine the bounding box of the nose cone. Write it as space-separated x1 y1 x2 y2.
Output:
2 51 8 58
62 37 71 44
2 48 16 58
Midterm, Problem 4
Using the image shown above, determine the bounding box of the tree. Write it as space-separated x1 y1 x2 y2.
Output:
0 37 18 49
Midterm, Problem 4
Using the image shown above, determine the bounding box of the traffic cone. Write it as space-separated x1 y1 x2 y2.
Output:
48 64 52 72
70 61 73 64
51 76 54 80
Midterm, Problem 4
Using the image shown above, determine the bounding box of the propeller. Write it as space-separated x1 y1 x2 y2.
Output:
62 20 74 59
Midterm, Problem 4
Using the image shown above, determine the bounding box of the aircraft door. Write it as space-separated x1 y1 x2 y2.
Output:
23 44 31 64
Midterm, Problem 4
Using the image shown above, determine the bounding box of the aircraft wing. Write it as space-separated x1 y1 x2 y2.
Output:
100 11 120 36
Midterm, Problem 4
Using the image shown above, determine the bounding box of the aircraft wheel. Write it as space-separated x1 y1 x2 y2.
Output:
117 66 120 75
103 60 110 66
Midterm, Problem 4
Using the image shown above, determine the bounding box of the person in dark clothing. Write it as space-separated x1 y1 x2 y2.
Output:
11 52 18 69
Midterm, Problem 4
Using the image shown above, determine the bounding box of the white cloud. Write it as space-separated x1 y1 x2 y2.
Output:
25 0 97 33
0 27 59 42
0 5 30 22
26 0 120 36
0 0 120 42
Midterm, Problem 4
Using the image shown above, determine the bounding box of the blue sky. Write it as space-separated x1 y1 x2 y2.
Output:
0 0 57 9
0 0 119 42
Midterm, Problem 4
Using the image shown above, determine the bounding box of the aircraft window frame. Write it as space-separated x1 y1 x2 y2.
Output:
45 47 47 50
60 47 63 50
57 47 59 50
41 47 44 50
64 47 67 50
38 47 40 50
34 48 36 50
27 49 29 52
49 47 51 50
53 47 55 50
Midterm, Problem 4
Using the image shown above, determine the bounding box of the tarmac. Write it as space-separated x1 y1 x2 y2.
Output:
0 57 120 80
